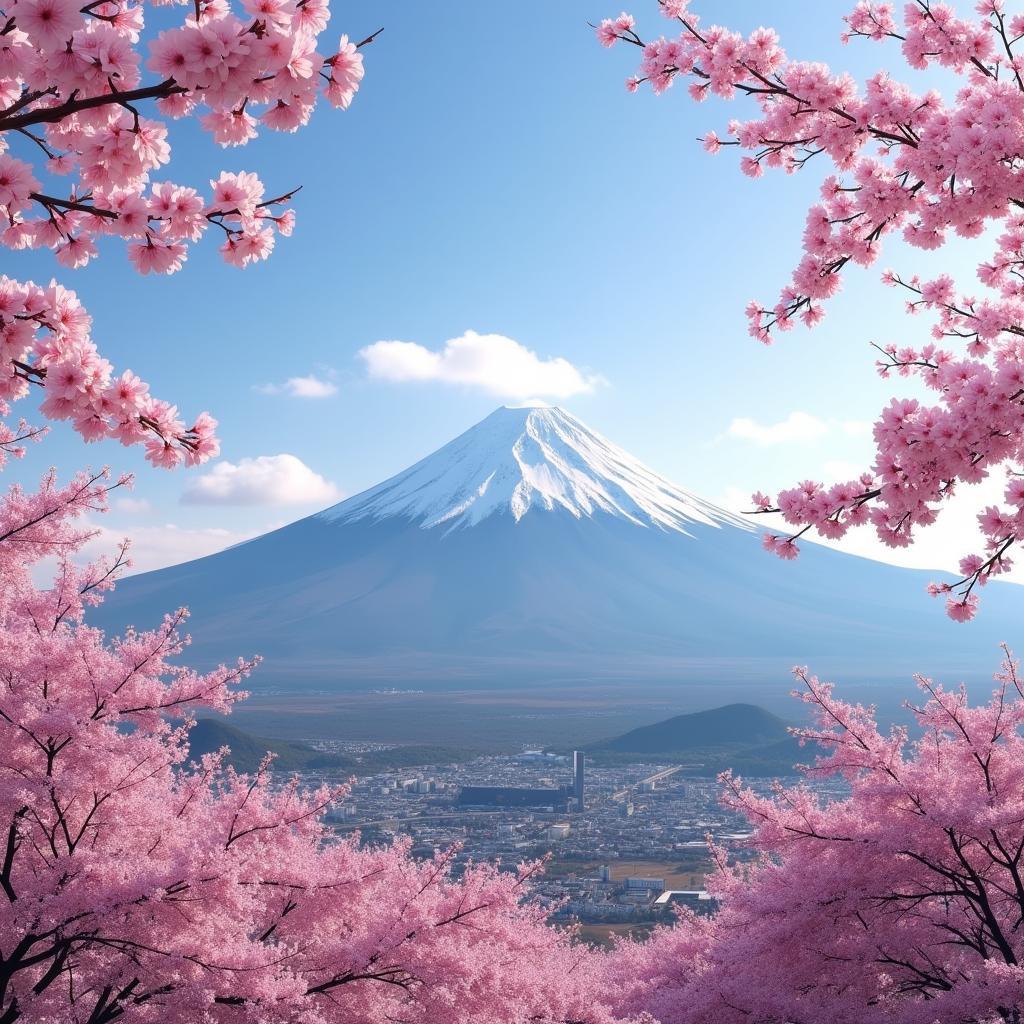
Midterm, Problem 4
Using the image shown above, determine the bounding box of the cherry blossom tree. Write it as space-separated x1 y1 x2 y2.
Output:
598 1 1024 620
603 650 1024 1024
0 472 622 1022
0 0 374 468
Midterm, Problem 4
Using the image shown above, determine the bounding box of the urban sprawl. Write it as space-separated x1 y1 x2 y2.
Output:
280 747 846 934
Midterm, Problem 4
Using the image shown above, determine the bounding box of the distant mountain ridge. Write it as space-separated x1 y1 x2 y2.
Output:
187 720 347 772
187 720 472 775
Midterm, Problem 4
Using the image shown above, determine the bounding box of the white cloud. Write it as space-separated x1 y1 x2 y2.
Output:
114 496 153 514
182 454 341 507
726 412 829 446
821 460 865 483
257 374 338 399
725 412 871 447
32 520 270 584
359 330 604 400
98 523 261 574
840 420 873 438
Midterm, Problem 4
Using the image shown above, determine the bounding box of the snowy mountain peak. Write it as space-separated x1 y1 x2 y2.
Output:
318 406 747 534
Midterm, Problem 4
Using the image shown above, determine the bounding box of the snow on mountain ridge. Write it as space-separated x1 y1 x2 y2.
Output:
318 406 748 534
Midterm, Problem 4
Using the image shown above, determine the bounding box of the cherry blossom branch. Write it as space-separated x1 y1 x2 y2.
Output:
0 80 185 133
599 2 1024 618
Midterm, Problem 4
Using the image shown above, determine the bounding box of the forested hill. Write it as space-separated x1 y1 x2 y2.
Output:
588 704 807 776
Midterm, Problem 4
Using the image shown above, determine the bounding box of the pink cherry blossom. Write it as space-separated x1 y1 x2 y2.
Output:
128 236 186 274
0 3 378 467
0 277 217 467
0 156 39 213
0 0 377 275
11 0 80 47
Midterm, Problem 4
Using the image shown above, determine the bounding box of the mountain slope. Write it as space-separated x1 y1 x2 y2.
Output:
95 406 1024 698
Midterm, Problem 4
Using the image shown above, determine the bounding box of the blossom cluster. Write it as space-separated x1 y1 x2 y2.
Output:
1 275 217 466
600 1 1024 618
0 0 372 272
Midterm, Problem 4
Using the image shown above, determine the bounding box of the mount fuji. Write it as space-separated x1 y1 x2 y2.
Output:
99 406 1024 697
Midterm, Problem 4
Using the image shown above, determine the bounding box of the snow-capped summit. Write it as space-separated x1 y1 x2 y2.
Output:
319 405 744 533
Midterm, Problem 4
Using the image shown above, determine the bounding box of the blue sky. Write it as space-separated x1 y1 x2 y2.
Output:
11 1 1003 574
